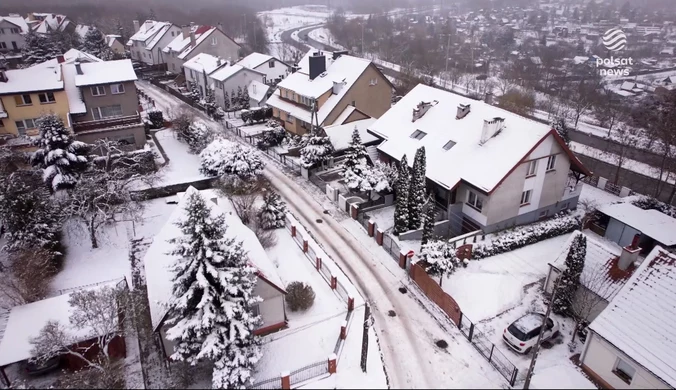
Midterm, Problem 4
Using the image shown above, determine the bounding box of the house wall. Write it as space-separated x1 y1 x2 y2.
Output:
271 106 304 134
75 124 146 149
582 332 671 389
212 69 266 108
77 81 139 122
253 59 290 84
343 109 369 124
322 64 391 126
136 26 181 66
0 90 70 136
167 30 240 75
110 40 125 55
0 20 25 52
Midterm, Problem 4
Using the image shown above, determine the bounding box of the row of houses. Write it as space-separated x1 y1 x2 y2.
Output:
0 49 145 149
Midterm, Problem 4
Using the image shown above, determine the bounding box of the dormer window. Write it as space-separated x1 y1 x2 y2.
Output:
410 130 427 140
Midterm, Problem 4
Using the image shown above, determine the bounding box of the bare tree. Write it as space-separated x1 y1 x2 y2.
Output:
498 88 536 117
0 248 57 308
30 284 133 373
216 175 270 225
568 261 617 345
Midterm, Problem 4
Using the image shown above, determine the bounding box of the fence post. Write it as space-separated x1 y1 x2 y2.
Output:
511 368 518 387
347 297 354 311
330 276 337 289
489 344 494 363
367 220 375 237
291 224 296 237
458 311 463 330
468 322 474 342
328 353 337 374
316 256 322 270
340 320 347 339
281 371 290 389
376 229 384 245
302 238 308 253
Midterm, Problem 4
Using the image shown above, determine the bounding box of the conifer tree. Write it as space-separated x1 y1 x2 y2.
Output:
393 155 410 235
21 29 56 67
82 27 114 60
165 191 262 389
553 232 587 315
258 191 287 229
341 127 369 190
408 146 427 230
242 85 250 109
421 195 436 246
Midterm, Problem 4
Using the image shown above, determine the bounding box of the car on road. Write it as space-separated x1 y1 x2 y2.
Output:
502 312 560 354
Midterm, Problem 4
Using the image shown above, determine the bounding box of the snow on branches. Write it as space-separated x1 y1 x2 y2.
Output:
553 232 587 315
300 134 334 169
420 240 463 285
408 146 426 230
31 114 90 192
181 121 214 154
82 27 114 60
393 155 411 235
200 138 265 180
164 191 261 388
257 191 287 230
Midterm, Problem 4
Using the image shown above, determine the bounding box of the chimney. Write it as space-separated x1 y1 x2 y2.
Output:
618 235 641 270
75 61 83 75
480 117 505 144
332 50 349 60
412 101 435 122
308 51 326 80
216 57 222 66
456 103 471 119
190 30 196 47
484 92 494 105
182 25 190 39
218 22 223 31
133 20 140 32
57 55 65 63
332 81 345 95
291 65 300 74
145 20 153 30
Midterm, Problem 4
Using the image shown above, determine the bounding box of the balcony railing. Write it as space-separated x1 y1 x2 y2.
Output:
73 113 142 133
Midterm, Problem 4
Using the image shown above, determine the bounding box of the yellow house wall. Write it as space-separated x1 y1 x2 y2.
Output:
0 90 71 136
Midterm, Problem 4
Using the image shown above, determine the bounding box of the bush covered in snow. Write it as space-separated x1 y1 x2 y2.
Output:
147 111 164 129
300 135 334 168
257 191 287 229
631 195 676 218
256 126 287 150
200 138 265 179
344 161 398 193
182 121 214 154
241 107 273 125
285 281 316 311
420 240 464 283
472 212 582 259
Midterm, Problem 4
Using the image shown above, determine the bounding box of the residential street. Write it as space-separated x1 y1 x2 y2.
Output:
137 80 507 388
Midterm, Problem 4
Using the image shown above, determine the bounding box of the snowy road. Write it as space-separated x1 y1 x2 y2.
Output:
137 80 506 388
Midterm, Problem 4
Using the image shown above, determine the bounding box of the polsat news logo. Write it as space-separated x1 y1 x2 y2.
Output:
598 27 632 76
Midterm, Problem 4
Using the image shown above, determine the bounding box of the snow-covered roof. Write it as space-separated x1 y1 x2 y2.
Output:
163 25 220 60
30 13 70 34
61 63 87 114
209 64 264 82
183 53 227 76
177 27 222 60
106 35 121 48
589 246 676 387
333 105 358 125
552 232 626 300
370 84 584 192
30 48 102 70
237 52 275 70
598 203 676 246
268 53 372 126
0 279 123 367
75 24 92 38
0 16 29 32
324 118 378 152
127 20 172 48
248 80 270 104
0 66 63 95
143 187 285 331
74 59 138 87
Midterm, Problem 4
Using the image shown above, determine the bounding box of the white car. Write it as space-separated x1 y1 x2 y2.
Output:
502 313 560 354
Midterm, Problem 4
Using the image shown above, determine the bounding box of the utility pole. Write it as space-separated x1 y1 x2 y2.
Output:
523 275 563 389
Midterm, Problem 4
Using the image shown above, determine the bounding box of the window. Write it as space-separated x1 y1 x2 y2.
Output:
171 31 175 36
521 190 532 205
614 358 636 384
11 41 17 50
410 129 427 140
110 84 125 94
91 86 106 96
14 94 32 106
546 155 557 171
10 28 20 34
467 190 483 212
15 118 37 135
292 93 296 101
251 304 260 317
351 100 356 107
526 160 537 176
269 60 275 68
286 113 294 124
0 42 6 49
0 119 4 127
539 209 549 219
172 63 176 71
211 37 217 45
284 89 289 98
369 78 378 86
443 140 456 151
38 92 56 104
92 105 123 120
560 202 569 210
0 28 4 34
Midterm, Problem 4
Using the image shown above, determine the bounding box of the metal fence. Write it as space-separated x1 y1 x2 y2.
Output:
457 313 518 386
357 211 371 231
249 376 282 390
335 280 349 301
604 180 622 196
289 360 329 386
381 233 401 262
308 170 326 191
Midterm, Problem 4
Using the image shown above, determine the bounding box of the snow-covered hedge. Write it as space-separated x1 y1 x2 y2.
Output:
472 212 582 259
631 195 676 218
200 138 265 179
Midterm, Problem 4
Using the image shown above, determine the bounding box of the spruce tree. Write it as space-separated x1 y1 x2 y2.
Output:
82 27 114 60
393 155 410 235
299 135 334 169
187 82 201 103
258 190 287 230
408 146 427 230
165 191 262 388
236 86 244 107
421 195 436 246
341 127 369 190
242 86 250 109
30 114 90 192
231 89 238 108
204 87 217 117
223 91 231 111
553 233 587 315
21 29 56 67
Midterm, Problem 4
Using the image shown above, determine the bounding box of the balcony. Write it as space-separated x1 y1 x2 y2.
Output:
72 113 142 134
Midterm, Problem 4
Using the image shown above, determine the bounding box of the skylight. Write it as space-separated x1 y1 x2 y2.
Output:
443 140 456 150
410 129 427 140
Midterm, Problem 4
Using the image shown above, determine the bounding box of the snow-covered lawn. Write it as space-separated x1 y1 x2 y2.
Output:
579 183 622 206
364 205 395 233
50 198 178 294
153 129 209 186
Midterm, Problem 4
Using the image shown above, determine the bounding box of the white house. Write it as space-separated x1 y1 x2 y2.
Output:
182 52 228 98
126 20 181 66
162 24 240 75
210 64 266 109
580 246 676 389
0 15 29 53
236 52 291 85
142 187 287 358
105 35 126 56
247 80 271 108
368 84 591 235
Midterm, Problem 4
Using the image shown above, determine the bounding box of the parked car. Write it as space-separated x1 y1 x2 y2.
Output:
502 313 560 354
25 355 61 376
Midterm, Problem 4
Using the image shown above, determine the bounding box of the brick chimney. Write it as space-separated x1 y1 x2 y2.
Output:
190 29 196 47
456 103 471 119
412 101 435 122
182 25 190 39
133 20 140 33
57 55 65 63
618 234 641 271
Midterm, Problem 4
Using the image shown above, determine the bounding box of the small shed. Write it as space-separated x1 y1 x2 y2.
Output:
595 203 676 252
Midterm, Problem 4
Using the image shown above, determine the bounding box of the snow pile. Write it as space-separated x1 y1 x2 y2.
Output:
473 213 582 259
